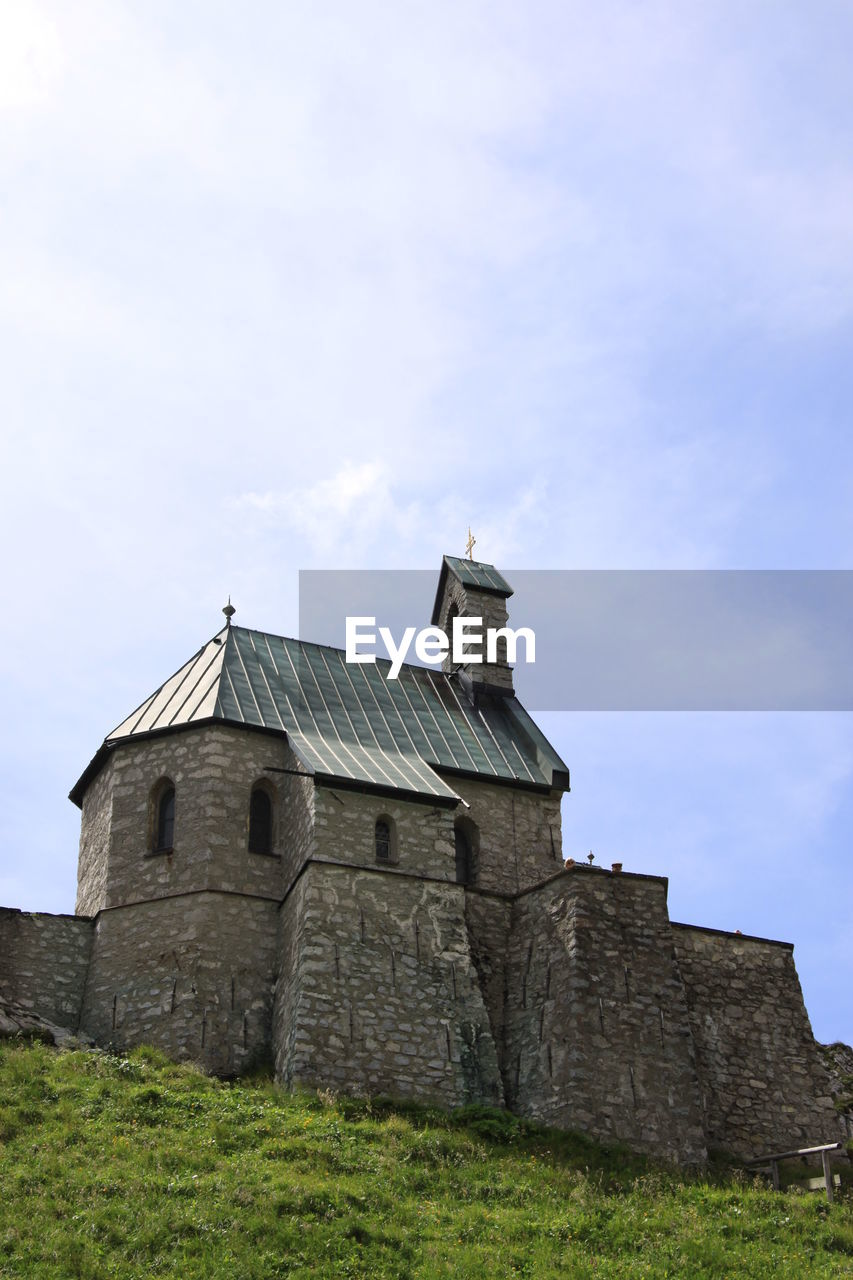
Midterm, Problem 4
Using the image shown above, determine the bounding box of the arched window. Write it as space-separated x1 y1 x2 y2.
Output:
375 816 396 864
154 785 175 853
454 824 471 884
454 818 479 886
248 786 273 855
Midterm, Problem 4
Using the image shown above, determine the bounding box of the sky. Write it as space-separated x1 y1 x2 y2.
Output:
1 1 851 1043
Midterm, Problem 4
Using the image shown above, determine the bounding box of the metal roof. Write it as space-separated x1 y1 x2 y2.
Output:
71 625 569 807
442 556 513 595
430 556 513 625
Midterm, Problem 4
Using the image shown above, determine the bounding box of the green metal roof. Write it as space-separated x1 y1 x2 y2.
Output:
442 556 513 595
430 556 513 625
71 625 569 806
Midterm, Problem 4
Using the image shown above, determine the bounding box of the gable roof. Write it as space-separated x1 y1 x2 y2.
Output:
70 625 569 807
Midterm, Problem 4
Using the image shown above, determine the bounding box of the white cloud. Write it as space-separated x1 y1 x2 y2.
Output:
236 461 418 561
0 1 64 111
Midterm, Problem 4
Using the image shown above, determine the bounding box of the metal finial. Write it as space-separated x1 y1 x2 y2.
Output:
587 851 595 865
222 596 236 627
466 526 476 561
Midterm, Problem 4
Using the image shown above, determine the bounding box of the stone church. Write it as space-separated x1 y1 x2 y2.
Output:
0 555 847 1164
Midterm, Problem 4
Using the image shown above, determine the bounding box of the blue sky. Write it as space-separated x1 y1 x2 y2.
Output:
1 2 851 1042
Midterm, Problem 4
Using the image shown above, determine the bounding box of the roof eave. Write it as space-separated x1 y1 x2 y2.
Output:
69 742 115 808
314 774 461 809
68 716 298 808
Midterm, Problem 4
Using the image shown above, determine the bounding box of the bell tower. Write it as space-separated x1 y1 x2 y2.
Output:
430 553 515 694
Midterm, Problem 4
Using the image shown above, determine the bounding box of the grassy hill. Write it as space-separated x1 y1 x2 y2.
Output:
1 1040 851 1279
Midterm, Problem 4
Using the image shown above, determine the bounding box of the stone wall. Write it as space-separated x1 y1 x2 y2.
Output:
312 775 563 899
464 891 512 1071
0 908 93 1029
819 1041 853 1141
277 754 316 890
80 892 278 1074
273 860 503 1108
673 924 845 1158
442 776 563 895
313 785 454 882
76 725 306 915
271 874 310 1086
76 763 114 916
502 867 708 1165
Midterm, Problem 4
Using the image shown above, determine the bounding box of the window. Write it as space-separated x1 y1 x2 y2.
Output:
375 816 396 864
454 818 479 886
153 784 175 853
454 824 471 884
446 603 459 662
248 786 273 855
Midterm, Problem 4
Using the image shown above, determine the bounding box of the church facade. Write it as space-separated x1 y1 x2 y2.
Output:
0 556 846 1163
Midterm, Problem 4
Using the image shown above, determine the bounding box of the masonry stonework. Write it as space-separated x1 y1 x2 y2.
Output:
275 861 503 1107
0 909 93 1028
672 924 843 1158
502 870 708 1163
1 555 848 1164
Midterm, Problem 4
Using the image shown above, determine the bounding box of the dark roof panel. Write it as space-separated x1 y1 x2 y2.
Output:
443 556 513 595
430 556 514 624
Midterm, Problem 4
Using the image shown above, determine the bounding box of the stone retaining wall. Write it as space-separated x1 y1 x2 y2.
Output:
0 908 93 1029
673 924 845 1158
503 868 708 1165
79 891 278 1075
273 861 503 1108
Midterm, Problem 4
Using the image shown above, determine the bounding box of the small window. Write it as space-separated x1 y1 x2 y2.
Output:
454 823 472 884
375 816 396 864
454 818 479 886
445 603 459 663
248 787 273 855
154 785 175 853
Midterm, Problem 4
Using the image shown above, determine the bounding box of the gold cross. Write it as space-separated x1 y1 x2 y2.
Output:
466 527 476 561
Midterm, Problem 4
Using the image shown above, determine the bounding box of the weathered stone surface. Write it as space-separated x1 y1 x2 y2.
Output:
441 776 563 894
820 1041 853 1141
0 908 93 1028
673 924 847 1158
502 867 708 1165
0 996 93 1047
313 786 454 882
76 725 303 916
80 892 277 1074
274 861 503 1108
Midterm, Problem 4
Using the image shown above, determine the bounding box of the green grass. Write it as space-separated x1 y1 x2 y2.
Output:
0 1041 851 1278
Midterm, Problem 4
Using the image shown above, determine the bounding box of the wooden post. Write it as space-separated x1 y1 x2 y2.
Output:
746 1142 841 1201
